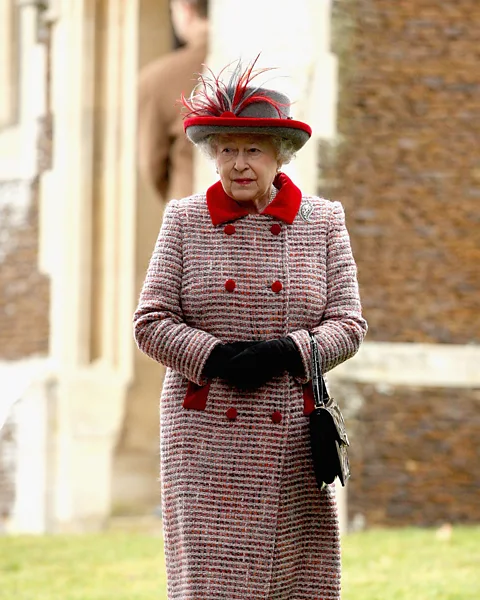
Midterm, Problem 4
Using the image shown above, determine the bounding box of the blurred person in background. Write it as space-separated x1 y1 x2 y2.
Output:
137 0 209 205
134 58 367 599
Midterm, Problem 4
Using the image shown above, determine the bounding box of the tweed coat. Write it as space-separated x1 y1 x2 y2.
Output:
134 173 367 600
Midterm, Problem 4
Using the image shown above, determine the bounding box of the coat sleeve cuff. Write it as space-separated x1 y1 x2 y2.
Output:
191 335 221 386
287 330 314 384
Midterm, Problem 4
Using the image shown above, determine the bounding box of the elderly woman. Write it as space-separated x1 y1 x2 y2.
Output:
134 59 367 600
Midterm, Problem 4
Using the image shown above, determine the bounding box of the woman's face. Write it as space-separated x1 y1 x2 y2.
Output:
215 134 280 207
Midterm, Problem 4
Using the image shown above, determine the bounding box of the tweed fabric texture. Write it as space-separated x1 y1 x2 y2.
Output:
134 190 367 599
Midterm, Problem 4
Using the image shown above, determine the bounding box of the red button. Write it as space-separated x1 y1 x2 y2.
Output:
272 411 282 424
225 279 236 292
270 223 282 235
226 407 238 421
271 281 283 293
224 224 236 235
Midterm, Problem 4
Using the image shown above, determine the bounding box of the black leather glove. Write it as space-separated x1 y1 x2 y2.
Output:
203 341 259 379
225 337 304 390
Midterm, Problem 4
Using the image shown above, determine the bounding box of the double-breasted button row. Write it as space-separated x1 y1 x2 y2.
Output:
226 408 283 423
223 223 282 236
225 279 283 293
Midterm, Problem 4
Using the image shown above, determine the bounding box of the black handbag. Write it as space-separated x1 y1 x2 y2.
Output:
309 333 351 489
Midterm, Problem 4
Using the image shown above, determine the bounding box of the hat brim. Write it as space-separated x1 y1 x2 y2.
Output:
184 116 312 152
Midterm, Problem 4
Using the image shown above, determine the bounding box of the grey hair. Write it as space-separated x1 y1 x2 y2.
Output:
196 134 297 166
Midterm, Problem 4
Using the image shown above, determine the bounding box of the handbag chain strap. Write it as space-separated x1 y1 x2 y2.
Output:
309 333 329 409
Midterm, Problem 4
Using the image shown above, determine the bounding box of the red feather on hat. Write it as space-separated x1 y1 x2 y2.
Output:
180 54 288 119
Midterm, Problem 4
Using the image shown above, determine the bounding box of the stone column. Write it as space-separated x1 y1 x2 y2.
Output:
0 3 42 180
0 0 17 129
37 0 173 531
38 0 142 531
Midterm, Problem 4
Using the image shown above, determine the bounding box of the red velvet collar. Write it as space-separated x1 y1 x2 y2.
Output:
206 172 302 226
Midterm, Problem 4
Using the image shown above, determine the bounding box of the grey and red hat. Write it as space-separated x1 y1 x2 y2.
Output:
181 56 312 151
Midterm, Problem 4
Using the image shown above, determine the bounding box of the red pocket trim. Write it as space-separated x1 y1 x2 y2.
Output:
303 382 315 416
183 380 211 410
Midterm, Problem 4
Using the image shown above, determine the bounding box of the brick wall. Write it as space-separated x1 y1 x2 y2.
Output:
0 179 50 360
323 0 480 526
342 383 480 526
322 0 480 344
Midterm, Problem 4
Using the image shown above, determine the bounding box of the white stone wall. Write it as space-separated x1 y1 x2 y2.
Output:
0 4 46 180
328 342 480 388
0 359 53 533
0 180 32 263
0 3 50 534
0 0 18 129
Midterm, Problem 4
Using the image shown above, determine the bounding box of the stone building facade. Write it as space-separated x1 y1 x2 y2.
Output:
1 0 478 532
0 3 51 529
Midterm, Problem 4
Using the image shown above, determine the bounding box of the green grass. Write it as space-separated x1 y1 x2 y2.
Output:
342 527 480 600
0 533 166 600
0 527 478 599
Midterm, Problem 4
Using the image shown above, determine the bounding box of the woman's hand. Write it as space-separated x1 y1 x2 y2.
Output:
226 337 304 390
203 342 258 379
